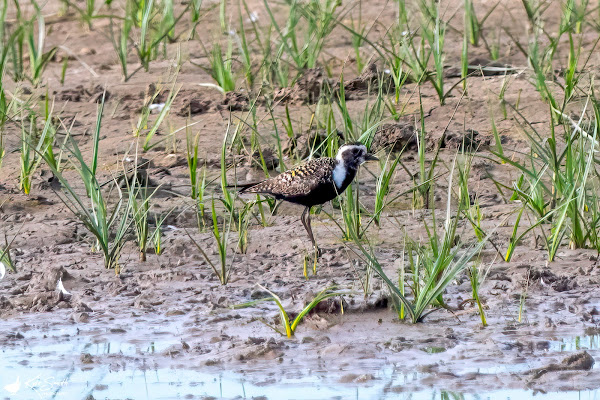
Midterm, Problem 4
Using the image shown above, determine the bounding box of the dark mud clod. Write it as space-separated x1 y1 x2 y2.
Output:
371 122 417 153
529 351 595 380
274 68 331 104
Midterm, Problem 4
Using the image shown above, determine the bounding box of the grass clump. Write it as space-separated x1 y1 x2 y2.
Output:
124 164 157 262
492 101 599 261
18 101 60 195
235 284 342 338
187 198 235 285
41 95 133 272
0 233 17 274
350 160 489 323
208 40 236 93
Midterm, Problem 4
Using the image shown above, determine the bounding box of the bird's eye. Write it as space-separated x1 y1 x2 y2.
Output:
353 148 359 154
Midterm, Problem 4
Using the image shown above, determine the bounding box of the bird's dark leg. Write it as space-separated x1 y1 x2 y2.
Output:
301 206 320 257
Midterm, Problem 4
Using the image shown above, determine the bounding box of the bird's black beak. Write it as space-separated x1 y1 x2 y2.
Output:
365 153 379 161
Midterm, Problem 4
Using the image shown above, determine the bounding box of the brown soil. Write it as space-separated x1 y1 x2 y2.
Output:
1 0 600 398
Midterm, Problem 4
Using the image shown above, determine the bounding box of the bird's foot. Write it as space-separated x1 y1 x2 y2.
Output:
313 246 322 259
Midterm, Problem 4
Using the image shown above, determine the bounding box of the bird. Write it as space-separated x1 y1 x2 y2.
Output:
236 142 378 254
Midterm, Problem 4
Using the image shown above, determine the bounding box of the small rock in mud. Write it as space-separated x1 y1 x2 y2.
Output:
529 351 595 379
250 288 272 300
57 85 89 102
73 300 93 313
365 291 390 310
0 296 13 311
36 169 61 191
584 326 600 335
165 309 186 316
529 266 579 292
71 312 89 323
245 337 266 345
310 295 345 314
243 338 284 360
371 122 416 152
338 373 375 383
88 86 109 103
134 293 163 309
274 68 331 104
7 332 24 340
162 344 183 357
80 353 94 364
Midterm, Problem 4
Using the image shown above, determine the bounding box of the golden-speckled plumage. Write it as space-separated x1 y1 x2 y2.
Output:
237 143 377 252
242 157 342 207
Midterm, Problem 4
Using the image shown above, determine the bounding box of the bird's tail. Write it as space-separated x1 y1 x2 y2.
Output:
226 182 260 193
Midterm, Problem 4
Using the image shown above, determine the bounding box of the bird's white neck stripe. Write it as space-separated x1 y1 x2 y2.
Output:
333 162 347 189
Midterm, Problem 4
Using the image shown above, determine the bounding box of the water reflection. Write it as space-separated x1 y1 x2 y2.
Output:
1 341 599 400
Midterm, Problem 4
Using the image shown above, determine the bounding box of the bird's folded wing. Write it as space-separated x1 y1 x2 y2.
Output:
245 158 335 197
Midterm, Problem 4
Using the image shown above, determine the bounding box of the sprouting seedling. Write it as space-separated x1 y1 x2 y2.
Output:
518 267 532 323
303 250 319 279
0 225 21 275
262 0 341 73
186 198 235 285
234 285 343 338
142 85 180 152
135 0 189 72
18 95 59 195
468 257 491 327
108 9 137 82
205 39 236 92
491 99 598 261
151 211 171 256
124 164 158 262
349 1 367 74
24 11 58 86
372 152 402 227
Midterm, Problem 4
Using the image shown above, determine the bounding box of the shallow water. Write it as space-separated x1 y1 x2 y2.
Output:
2 314 599 400
2 335 599 400
550 335 600 354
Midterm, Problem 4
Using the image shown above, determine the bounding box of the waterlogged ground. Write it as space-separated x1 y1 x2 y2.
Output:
2 0 600 399
1 309 600 399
